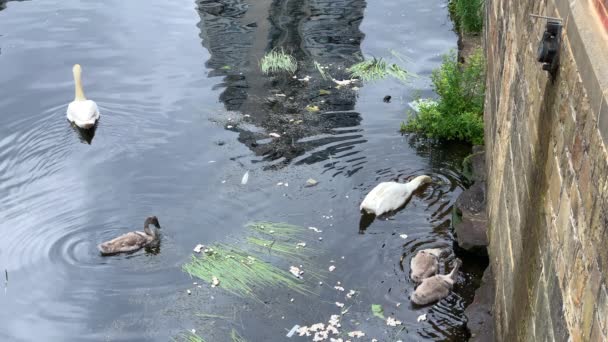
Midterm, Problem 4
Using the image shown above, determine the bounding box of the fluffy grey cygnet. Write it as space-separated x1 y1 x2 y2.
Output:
410 258 462 305
410 248 446 282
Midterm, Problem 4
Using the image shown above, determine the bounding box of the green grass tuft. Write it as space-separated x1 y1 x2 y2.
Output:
260 49 297 74
348 57 410 83
402 49 485 145
182 243 310 300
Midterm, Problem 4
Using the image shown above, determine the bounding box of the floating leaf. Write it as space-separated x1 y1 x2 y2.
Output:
371 304 385 319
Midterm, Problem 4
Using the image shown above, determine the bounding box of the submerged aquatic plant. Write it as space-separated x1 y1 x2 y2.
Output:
173 331 206 342
182 244 310 300
260 49 297 74
230 329 247 342
347 57 410 83
246 221 304 238
314 60 329 80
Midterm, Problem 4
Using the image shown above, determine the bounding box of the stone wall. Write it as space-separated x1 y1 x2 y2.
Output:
484 0 608 340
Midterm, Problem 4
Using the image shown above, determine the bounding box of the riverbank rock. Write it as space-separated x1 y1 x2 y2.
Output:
453 146 488 255
465 266 495 341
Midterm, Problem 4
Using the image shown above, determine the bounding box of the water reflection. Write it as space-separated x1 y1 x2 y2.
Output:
196 0 368 171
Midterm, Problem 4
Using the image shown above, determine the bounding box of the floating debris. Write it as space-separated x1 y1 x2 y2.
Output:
226 125 233 129
306 178 318 187
399 234 408 240
211 276 220 288
347 330 365 338
298 75 311 82
289 266 304 279
332 78 357 87
193 244 205 253
296 242 307 248
187 289 192 295
334 285 345 291
371 304 385 319
346 290 356 299
319 89 331 95
386 317 402 326
328 265 336 272
383 95 392 103
269 132 281 138
286 325 300 338
308 227 323 233
306 105 320 112
417 313 427 322
335 302 345 308
318 237 323 241
241 171 249 185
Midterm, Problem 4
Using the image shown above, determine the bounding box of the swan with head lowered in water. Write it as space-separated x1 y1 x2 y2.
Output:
66 64 100 129
98 216 161 255
410 258 461 305
360 175 432 216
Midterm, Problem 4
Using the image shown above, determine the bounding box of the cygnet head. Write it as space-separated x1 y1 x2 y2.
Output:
145 216 161 228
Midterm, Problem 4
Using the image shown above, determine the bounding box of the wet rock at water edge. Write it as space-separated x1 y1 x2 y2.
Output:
465 266 495 341
453 147 488 255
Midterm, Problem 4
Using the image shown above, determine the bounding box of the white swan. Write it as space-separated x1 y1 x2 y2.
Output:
66 64 100 129
360 175 432 216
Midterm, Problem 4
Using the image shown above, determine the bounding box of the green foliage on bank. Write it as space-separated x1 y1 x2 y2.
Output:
449 0 484 34
402 49 485 145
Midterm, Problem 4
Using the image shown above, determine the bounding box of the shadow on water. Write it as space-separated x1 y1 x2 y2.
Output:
69 121 98 145
196 0 368 172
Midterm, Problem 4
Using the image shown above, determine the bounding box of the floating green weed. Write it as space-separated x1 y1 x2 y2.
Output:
260 49 297 74
182 244 309 300
173 331 206 342
246 221 303 238
314 60 329 80
348 57 410 83
247 237 307 260
371 304 385 319
231 329 246 342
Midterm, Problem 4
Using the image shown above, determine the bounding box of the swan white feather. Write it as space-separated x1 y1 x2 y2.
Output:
360 175 432 216
66 64 100 129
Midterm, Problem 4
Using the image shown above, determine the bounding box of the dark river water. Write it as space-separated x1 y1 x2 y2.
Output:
0 0 485 341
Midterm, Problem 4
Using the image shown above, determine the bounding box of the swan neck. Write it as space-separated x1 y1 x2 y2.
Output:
73 65 86 101
144 225 156 237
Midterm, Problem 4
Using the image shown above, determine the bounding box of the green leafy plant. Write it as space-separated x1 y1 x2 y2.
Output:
449 0 484 33
402 48 485 145
260 49 297 74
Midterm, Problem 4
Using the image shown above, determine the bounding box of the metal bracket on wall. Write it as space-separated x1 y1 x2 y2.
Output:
530 14 563 80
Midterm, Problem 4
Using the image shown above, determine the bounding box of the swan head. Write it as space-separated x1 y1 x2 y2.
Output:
412 175 432 186
144 216 161 229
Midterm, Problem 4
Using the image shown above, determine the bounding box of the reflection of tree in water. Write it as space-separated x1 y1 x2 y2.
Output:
196 0 368 171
